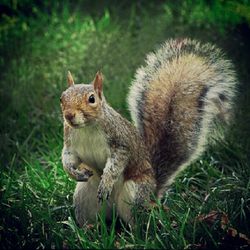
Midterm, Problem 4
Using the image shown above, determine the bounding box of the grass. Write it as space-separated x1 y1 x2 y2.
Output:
0 0 250 249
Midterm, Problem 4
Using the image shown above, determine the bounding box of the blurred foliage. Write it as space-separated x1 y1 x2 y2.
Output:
171 0 250 31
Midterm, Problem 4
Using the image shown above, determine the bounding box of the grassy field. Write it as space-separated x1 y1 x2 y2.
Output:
0 0 250 249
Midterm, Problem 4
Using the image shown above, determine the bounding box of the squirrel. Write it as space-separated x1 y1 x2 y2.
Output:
60 38 237 226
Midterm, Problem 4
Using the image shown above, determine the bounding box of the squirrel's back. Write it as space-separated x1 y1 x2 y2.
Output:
128 38 237 197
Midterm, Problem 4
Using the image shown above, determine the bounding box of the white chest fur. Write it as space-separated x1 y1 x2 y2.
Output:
71 125 110 171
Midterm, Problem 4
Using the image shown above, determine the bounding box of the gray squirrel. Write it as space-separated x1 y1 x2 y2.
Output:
60 38 237 226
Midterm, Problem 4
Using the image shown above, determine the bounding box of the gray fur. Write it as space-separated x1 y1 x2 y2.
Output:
128 38 237 197
62 38 237 225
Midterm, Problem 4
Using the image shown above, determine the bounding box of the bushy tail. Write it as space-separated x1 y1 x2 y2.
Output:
128 38 237 198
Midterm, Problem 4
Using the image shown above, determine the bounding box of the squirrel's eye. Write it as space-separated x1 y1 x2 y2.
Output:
88 94 95 104
60 97 62 103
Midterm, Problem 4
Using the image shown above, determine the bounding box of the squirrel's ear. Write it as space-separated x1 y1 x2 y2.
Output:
67 71 75 86
93 71 103 100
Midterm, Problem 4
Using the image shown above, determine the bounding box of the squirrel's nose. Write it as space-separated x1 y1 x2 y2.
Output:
65 112 75 121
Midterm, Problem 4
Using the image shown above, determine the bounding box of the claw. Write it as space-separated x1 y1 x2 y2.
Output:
97 190 104 204
75 168 93 182
97 188 110 203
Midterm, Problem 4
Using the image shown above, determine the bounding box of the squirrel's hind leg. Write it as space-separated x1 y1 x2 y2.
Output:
116 180 137 224
73 174 112 227
116 178 155 224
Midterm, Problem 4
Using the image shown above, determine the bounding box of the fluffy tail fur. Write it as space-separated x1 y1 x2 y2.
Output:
128 38 237 198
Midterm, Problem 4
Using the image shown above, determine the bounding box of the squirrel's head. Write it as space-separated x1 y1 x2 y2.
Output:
60 71 104 128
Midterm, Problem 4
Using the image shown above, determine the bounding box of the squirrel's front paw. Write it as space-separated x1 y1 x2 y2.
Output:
66 164 93 182
75 168 93 182
97 180 113 203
